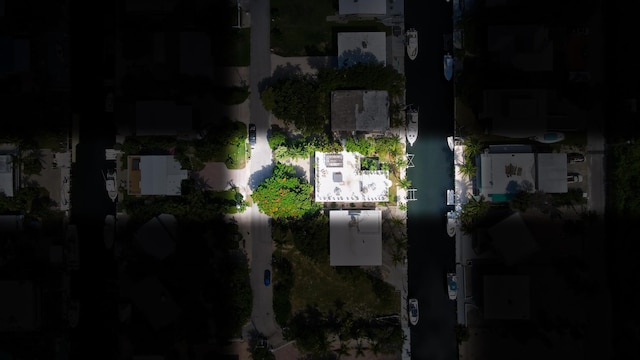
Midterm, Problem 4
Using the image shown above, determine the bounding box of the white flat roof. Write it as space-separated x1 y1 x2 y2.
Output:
315 152 391 203
480 153 536 198
337 32 386 68
330 210 382 266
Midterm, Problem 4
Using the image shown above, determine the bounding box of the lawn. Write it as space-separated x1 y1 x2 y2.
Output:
270 0 336 56
287 250 400 318
219 28 250 66
218 141 246 170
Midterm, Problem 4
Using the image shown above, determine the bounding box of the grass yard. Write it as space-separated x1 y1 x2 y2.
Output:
219 141 246 170
287 251 400 318
270 0 336 56
219 28 250 66
210 189 244 214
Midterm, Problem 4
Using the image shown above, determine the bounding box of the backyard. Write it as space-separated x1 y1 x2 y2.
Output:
270 0 335 56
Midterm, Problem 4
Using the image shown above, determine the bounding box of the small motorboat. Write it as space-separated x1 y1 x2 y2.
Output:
447 273 458 300
444 53 454 81
406 28 418 60
406 107 419 146
103 169 118 202
408 298 419 325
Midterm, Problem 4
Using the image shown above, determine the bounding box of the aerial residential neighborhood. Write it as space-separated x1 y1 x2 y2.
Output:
0 0 636 359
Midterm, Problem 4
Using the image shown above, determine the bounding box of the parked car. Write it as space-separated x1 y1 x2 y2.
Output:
249 124 257 149
567 173 583 183
264 269 271 286
567 153 585 163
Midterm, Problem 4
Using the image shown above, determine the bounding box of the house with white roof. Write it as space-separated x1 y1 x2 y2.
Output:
127 155 188 195
478 152 567 201
329 210 382 266
315 152 392 203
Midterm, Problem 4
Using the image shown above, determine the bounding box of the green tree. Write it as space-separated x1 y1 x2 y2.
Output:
268 128 287 150
458 161 477 178
398 178 412 189
459 195 491 234
252 163 319 219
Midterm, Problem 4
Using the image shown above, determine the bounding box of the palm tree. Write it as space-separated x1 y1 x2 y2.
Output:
463 137 482 157
398 177 412 189
354 339 367 358
333 342 351 360
459 195 491 233
458 161 477 178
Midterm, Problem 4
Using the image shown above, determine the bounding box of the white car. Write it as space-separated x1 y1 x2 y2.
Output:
408 298 419 325
447 273 458 300
567 173 583 183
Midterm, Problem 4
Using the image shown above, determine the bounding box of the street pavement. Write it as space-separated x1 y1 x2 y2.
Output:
240 0 285 350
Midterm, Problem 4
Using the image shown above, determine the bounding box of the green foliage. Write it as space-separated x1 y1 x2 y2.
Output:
273 254 294 326
373 135 403 161
455 324 471 344
360 157 378 171
263 63 406 135
252 163 320 219
261 74 326 136
345 136 375 156
398 178 412 189
290 214 329 262
459 195 491 234
268 129 288 150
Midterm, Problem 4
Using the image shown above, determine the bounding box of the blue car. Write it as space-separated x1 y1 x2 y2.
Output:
264 269 271 286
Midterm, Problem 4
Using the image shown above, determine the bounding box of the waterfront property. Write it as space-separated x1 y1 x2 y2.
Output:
331 90 390 134
315 151 392 203
127 155 188 196
337 32 387 68
329 209 382 266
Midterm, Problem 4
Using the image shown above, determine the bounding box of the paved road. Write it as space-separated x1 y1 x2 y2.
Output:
405 1 458 360
243 0 284 347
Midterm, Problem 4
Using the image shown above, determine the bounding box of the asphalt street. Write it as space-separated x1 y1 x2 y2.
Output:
405 1 458 360
245 0 282 347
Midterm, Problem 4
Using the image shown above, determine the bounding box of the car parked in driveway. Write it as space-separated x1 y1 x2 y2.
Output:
568 173 583 183
264 269 271 286
567 153 585 163
249 124 256 149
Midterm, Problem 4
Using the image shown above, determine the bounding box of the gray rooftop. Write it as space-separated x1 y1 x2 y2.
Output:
331 90 389 132
338 0 386 15
536 153 568 193
0 155 13 197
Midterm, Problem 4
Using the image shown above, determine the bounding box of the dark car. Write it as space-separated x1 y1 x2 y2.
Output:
248 124 257 149
264 269 271 286
567 153 585 163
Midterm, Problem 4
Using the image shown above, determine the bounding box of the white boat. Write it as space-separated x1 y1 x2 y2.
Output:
103 169 118 202
408 298 419 325
406 28 418 60
406 107 419 146
529 132 565 144
447 273 458 300
444 53 454 81
446 211 458 238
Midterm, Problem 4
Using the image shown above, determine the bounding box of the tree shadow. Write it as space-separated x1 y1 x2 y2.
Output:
291 164 307 182
307 56 338 70
257 63 303 93
248 162 275 191
337 48 382 69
